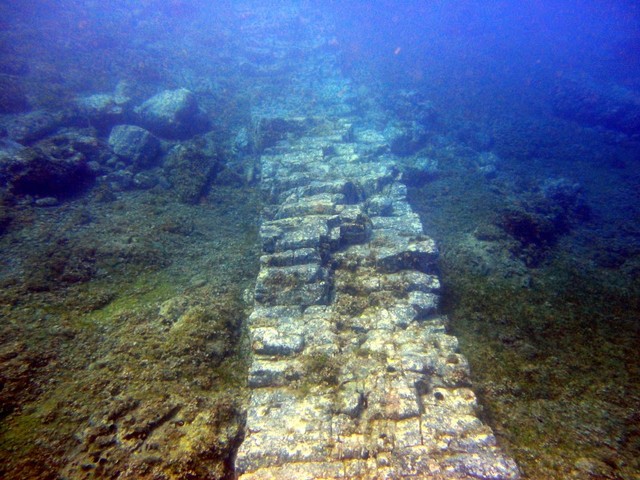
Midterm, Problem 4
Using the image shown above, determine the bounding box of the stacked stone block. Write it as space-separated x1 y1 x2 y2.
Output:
235 119 521 479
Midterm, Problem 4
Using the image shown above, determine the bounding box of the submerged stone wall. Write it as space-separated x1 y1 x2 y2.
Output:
234 117 521 479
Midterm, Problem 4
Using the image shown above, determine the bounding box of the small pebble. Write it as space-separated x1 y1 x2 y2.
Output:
190 277 207 288
35 197 59 207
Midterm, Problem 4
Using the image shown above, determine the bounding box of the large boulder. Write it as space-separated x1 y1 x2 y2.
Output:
1 132 98 198
76 93 125 133
384 121 429 155
0 110 67 144
135 88 209 139
163 144 220 204
108 124 160 169
253 116 315 151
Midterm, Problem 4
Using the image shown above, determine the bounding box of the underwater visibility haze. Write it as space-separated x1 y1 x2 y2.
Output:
1 1 639 479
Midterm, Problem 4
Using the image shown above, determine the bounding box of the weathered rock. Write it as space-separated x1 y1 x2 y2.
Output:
399 156 438 187
135 88 209 139
102 169 134 191
234 7 519 478
113 80 136 106
76 93 125 132
390 90 440 126
132 170 158 189
378 239 438 273
34 196 59 207
384 121 429 155
498 177 590 266
254 263 330 307
251 327 305 355
108 124 160 169
0 110 64 144
260 216 331 253
162 144 219 203
254 116 317 151
0 138 27 162
1 131 98 197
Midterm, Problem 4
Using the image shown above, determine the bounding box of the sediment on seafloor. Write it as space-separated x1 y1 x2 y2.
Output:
234 118 521 479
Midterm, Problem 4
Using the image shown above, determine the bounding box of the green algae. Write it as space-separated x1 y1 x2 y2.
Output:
0 186 260 479
0 410 41 456
0 284 252 476
435 242 640 479
0 375 85 446
301 351 342 387
80 272 181 327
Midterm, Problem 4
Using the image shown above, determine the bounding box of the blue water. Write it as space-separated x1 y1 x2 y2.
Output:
1 1 639 478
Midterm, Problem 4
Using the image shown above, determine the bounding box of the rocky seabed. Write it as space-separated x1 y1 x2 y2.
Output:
235 117 521 479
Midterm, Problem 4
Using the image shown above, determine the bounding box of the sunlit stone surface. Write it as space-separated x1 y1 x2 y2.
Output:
236 118 521 479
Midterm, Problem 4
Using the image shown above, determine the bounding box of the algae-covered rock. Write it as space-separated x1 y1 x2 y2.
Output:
108 124 160 169
399 156 438 187
132 170 160 190
1 132 98 198
135 88 209 139
0 110 63 144
384 121 429 155
0 138 26 161
0 189 12 235
498 178 590 266
253 116 315 151
163 144 219 204
76 93 125 133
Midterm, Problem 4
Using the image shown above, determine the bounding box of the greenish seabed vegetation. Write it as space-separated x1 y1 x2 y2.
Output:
0 186 260 479
409 162 640 480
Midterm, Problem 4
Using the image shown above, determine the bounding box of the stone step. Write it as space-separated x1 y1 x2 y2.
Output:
275 193 347 219
260 216 330 253
254 263 331 307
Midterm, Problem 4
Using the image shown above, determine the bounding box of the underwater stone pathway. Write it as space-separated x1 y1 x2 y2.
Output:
235 117 521 479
